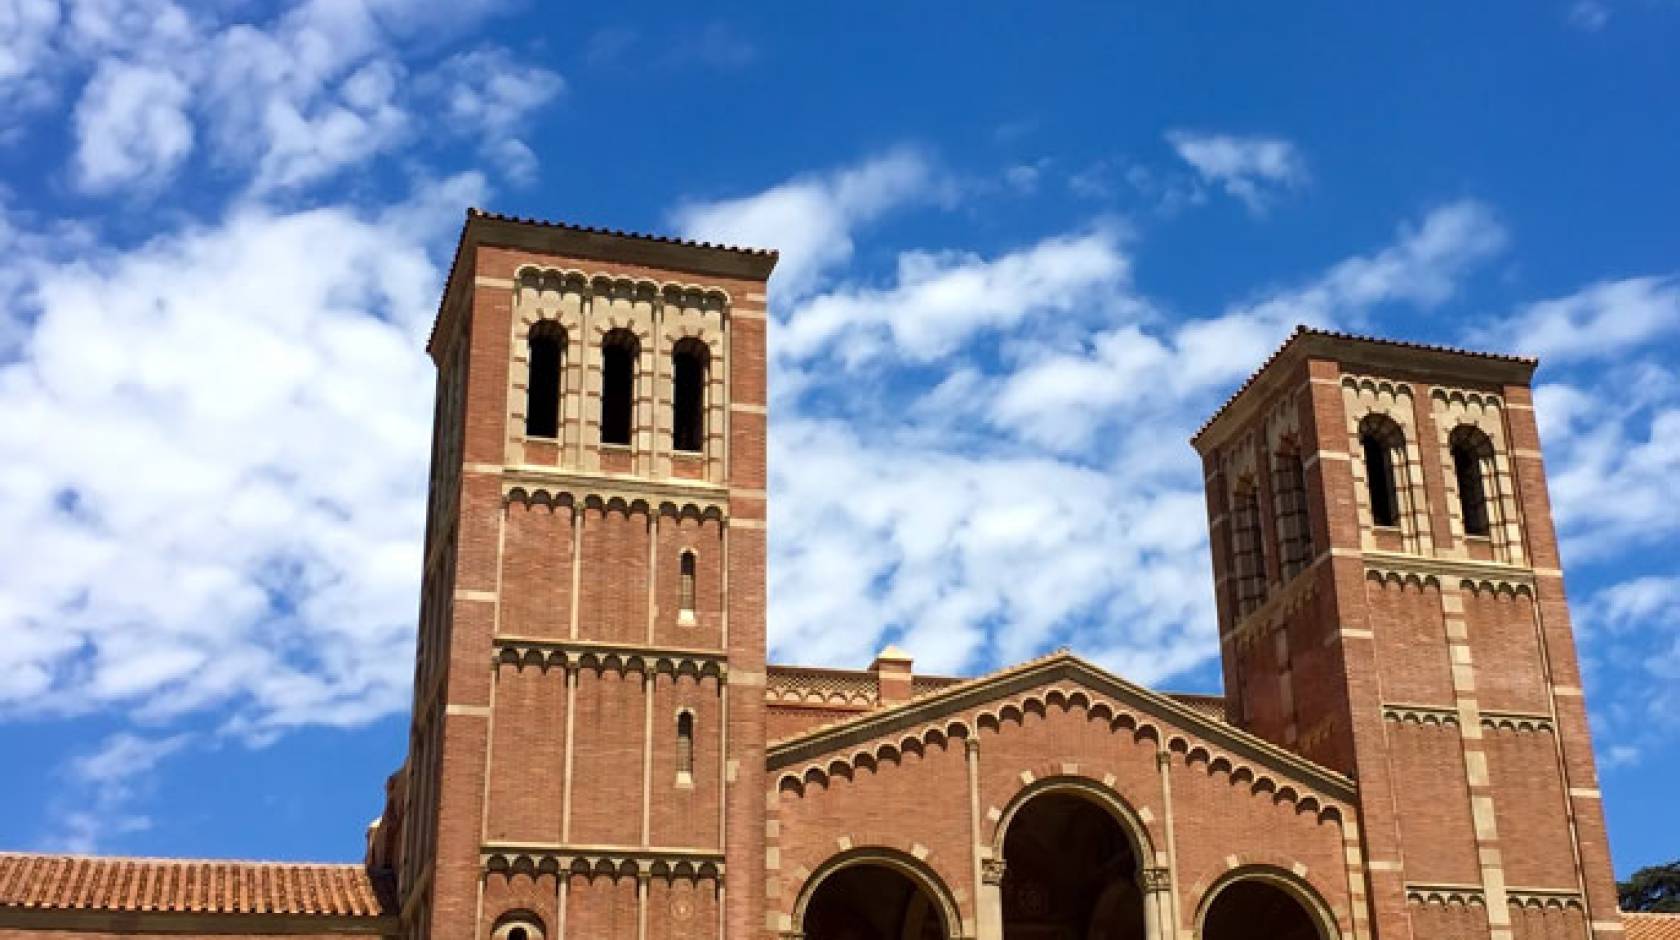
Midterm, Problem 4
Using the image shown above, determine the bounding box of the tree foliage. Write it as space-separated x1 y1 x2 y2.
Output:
1620 861 1680 913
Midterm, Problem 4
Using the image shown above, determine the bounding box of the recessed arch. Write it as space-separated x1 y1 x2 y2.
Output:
794 847 959 940
992 776 1154 940
1196 866 1339 940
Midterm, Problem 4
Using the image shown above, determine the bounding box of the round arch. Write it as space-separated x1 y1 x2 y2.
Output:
990 775 1156 863
792 847 964 940
1195 866 1340 940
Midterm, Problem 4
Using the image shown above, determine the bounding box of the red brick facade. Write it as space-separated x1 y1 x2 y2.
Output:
0 218 1640 940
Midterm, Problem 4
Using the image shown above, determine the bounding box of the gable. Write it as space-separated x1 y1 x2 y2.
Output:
766 652 1354 804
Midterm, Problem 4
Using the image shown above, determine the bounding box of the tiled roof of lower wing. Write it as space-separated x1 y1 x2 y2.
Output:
0 853 395 918
1626 913 1680 940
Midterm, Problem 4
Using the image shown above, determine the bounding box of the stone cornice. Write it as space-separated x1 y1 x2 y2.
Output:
492 637 727 677
481 843 724 878
491 464 730 513
1361 550 1538 590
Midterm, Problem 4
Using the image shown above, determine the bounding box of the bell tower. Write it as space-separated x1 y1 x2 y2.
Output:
1193 328 1620 940
394 210 776 939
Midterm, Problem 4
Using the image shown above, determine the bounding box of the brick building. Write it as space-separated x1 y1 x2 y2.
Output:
1 211 1672 940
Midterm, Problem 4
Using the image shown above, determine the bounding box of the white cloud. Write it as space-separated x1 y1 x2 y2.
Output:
417 47 564 185
0 174 488 736
672 148 940 300
992 200 1507 452
778 224 1133 366
1471 275 1680 364
1166 129 1308 214
72 60 194 191
43 731 191 852
0 0 63 115
1569 0 1610 30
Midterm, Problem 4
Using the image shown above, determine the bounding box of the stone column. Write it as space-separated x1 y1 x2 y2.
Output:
976 859 1006 940
1139 867 1174 940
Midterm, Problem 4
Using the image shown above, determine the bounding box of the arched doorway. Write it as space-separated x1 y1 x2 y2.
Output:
1199 874 1329 940
802 859 950 940
1000 788 1145 939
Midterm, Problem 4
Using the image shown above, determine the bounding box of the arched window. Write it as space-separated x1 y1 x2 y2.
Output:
1231 486 1267 617
672 339 709 453
491 912 545 940
600 329 638 446
1272 446 1313 580
1450 425 1493 537
676 711 695 781
678 550 697 622
1359 415 1405 528
524 323 564 439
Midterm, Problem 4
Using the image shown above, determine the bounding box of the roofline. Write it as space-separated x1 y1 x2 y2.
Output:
0 850 370 867
1191 325 1539 452
425 209 780 358
767 651 1355 801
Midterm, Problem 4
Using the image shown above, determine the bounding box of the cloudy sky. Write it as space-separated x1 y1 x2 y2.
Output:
1 0 1677 874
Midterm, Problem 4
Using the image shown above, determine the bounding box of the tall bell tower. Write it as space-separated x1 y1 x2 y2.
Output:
393 210 776 939
1193 328 1620 940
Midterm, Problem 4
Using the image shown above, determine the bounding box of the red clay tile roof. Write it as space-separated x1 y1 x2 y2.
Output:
0 853 394 918
465 208 778 259
1191 324 1538 446
1167 692 1228 723
1627 913 1680 940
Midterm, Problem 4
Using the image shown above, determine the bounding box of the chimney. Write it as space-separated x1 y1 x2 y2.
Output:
871 645 914 705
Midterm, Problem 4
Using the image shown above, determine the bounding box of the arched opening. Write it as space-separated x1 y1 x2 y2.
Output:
524 322 564 439
490 910 546 940
803 861 949 940
1272 446 1313 580
600 329 638 446
1450 425 1493 537
1001 789 1145 939
1200 875 1328 940
678 550 697 623
1358 414 1405 528
675 710 695 781
1230 485 1268 617
672 338 709 453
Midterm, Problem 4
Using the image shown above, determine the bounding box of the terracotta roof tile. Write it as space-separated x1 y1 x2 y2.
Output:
465 207 778 259
1627 913 1680 940
0 853 394 918
1166 692 1228 723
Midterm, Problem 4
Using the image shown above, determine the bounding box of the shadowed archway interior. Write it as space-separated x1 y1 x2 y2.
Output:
804 862 947 940
1201 878 1323 940
1002 792 1144 940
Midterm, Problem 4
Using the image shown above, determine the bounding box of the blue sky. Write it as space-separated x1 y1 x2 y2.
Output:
1 0 1677 875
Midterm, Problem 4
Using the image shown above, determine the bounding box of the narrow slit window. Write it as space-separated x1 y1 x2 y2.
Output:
672 339 708 453
601 330 637 445
1451 427 1492 536
1359 417 1403 527
676 711 695 779
524 324 564 439
678 550 696 618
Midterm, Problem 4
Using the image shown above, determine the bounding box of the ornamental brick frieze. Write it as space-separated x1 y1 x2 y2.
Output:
502 480 728 519
481 845 723 882
492 638 727 679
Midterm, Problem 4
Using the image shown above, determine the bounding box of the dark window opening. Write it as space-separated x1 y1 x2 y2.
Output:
524 324 564 438
1272 448 1313 579
679 551 696 614
1231 488 1268 616
1360 417 1402 527
672 340 708 452
1451 427 1492 536
601 330 637 445
676 711 694 777
509 929 527 940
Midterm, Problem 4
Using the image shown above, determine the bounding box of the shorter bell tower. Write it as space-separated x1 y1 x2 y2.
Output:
1193 327 1620 940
